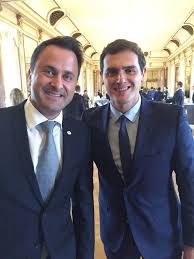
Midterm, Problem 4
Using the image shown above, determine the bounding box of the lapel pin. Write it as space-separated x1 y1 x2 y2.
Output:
67 130 72 135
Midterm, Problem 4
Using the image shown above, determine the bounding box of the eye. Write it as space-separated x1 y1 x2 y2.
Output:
124 67 136 75
63 72 74 82
105 68 118 77
43 69 55 77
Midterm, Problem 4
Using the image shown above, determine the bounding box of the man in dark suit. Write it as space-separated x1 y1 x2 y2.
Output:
167 81 185 106
64 84 86 119
153 87 164 102
83 39 194 259
0 36 94 259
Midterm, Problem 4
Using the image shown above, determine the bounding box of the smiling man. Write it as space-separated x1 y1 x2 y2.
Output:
82 39 194 259
0 36 94 259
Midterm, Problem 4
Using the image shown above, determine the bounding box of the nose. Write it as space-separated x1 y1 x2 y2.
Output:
116 70 127 84
50 75 63 89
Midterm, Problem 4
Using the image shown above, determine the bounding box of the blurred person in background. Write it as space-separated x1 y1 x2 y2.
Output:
167 81 184 107
83 89 90 109
10 88 25 106
64 84 86 119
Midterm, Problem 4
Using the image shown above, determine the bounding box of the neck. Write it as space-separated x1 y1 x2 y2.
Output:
111 95 140 113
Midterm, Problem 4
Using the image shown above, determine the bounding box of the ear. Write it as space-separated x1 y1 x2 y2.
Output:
100 71 104 85
27 69 32 87
141 67 146 80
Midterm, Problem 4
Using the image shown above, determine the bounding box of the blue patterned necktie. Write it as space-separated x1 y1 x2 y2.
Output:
119 115 132 184
36 121 60 201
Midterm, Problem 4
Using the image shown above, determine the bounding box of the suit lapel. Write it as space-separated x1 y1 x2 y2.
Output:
95 105 116 165
12 103 43 205
54 117 83 192
129 98 155 185
93 105 124 184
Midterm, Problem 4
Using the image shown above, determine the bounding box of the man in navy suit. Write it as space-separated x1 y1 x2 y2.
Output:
83 39 194 259
167 81 185 107
0 36 94 259
64 85 86 119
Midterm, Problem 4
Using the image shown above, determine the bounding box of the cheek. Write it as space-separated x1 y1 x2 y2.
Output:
132 77 143 85
67 83 76 93
104 78 114 88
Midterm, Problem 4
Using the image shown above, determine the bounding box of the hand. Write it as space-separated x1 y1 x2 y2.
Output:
183 246 194 259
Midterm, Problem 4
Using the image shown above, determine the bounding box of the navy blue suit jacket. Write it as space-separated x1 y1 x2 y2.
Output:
83 97 194 259
0 102 94 259
64 93 86 120
172 89 184 106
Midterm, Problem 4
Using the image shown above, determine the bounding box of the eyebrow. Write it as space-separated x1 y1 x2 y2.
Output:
43 66 74 75
106 65 137 71
122 65 137 69
42 65 56 71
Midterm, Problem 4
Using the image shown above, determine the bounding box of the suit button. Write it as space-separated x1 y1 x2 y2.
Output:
34 242 41 249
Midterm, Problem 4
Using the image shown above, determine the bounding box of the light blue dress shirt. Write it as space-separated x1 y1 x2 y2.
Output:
108 97 141 176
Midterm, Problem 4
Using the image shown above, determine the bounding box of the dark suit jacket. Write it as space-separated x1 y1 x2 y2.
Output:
64 93 86 120
83 97 194 259
172 89 184 106
0 102 94 259
154 90 164 101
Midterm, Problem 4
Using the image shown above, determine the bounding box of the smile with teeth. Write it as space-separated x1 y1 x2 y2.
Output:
115 86 131 92
46 91 63 97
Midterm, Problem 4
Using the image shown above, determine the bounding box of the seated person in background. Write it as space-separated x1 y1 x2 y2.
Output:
95 94 110 106
93 91 102 107
10 88 25 106
63 84 86 119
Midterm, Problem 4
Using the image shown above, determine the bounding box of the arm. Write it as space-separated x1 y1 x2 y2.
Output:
173 108 194 250
72 130 94 259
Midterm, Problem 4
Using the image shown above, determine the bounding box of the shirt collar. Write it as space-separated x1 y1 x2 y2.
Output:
24 98 63 129
110 96 141 123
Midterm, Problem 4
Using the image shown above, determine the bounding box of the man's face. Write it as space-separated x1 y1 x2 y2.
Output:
29 45 78 119
176 82 180 90
102 50 145 112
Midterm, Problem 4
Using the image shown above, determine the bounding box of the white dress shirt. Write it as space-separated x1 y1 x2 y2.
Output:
24 98 63 173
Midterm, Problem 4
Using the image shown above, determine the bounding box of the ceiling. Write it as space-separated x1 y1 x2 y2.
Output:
56 0 194 53
2 0 194 57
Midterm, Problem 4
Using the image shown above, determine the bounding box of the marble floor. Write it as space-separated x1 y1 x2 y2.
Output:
93 164 106 259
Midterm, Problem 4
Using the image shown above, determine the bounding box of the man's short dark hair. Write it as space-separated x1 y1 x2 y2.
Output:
177 81 183 88
30 36 83 76
75 85 81 92
100 39 146 73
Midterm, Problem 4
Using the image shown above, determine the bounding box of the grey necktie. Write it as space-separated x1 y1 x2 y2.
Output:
36 120 60 201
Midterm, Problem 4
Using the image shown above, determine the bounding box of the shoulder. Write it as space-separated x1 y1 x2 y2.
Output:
83 105 108 121
0 102 25 118
143 99 183 120
0 102 25 132
75 93 85 102
152 100 182 113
